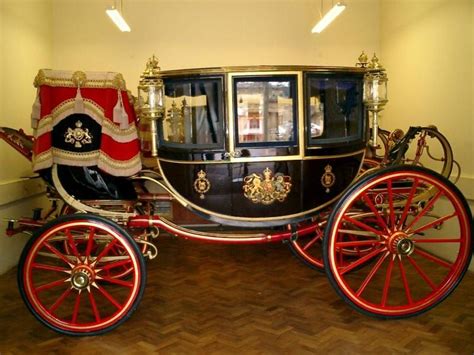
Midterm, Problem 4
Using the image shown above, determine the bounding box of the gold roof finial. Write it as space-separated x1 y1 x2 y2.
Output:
356 51 369 68
369 53 383 70
142 55 161 77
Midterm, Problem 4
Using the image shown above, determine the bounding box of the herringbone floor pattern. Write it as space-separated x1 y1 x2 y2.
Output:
0 236 473 354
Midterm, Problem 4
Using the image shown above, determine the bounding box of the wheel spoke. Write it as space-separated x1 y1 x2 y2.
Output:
409 212 457 235
49 287 73 313
342 216 386 237
43 242 74 267
381 255 395 306
407 255 437 290
335 240 384 248
85 227 96 259
356 251 389 297
397 177 419 230
338 247 385 275
362 192 389 233
35 278 68 293
88 290 101 322
405 190 443 233
97 259 132 271
413 238 461 243
413 248 452 269
66 229 81 260
93 239 119 266
398 256 413 305
302 233 322 251
97 275 134 288
32 263 70 273
71 291 82 324
96 284 123 310
387 180 395 228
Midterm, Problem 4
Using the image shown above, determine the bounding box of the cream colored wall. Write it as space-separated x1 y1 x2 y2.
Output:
50 0 380 92
380 0 473 271
380 0 473 194
0 0 52 274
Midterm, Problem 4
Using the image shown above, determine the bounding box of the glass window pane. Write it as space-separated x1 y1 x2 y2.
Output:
235 77 296 145
307 76 363 145
163 78 223 147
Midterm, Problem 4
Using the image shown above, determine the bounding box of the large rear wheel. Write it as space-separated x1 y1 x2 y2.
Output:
323 166 472 318
18 214 146 335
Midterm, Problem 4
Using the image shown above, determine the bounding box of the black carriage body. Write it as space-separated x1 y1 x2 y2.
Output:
148 66 368 226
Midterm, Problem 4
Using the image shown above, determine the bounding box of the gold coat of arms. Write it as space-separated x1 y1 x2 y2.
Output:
243 167 292 205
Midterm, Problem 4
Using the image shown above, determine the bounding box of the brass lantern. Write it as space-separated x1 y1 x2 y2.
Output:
360 53 388 148
137 55 165 157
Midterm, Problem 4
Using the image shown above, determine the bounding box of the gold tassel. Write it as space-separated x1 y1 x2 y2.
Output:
74 87 84 113
113 90 129 129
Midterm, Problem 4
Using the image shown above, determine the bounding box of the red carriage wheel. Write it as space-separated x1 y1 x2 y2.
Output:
323 166 472 318
18 214 146 335
288 220 326 271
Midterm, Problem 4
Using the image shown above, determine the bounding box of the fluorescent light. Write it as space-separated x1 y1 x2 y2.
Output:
311 2 346 33
106 7 131 32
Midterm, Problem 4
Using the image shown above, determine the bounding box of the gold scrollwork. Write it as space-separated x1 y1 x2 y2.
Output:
72 71 87 87
193 170 211 199
321 164 336 193
243 167 292 205
64 120 93 148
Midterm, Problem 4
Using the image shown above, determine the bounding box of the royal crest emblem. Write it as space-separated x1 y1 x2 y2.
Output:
193 170 211 199
243 167 292 205
64 120 93 148
321 164 336 193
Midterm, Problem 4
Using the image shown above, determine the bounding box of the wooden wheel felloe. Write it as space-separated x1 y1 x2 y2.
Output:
323 166 472 318
18 214 146 336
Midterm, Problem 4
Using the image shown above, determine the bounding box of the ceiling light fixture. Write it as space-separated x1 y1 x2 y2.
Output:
106 0 131 32
311 1 346 34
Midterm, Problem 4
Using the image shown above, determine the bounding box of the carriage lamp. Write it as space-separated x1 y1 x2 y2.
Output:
361 53 388 148
137 55 165 157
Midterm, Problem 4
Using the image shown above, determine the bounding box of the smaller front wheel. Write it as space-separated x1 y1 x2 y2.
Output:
323 166 472 318
18 214 146 335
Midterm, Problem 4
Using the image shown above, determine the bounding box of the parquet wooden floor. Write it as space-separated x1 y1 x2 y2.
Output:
0 235 473 354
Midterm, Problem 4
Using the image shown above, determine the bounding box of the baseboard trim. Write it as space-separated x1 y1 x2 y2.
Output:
0 178 45 206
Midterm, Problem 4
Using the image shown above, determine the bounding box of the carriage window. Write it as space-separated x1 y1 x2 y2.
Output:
306 75 363 145
162 77 224 148
234 76 297 146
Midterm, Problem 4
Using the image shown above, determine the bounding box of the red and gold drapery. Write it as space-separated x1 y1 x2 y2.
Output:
31 69 142 177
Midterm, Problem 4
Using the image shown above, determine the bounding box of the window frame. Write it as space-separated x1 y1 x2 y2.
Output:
160 75 226 151
305 73 365 147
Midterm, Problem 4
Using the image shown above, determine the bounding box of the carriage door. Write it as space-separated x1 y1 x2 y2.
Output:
227 73 303 217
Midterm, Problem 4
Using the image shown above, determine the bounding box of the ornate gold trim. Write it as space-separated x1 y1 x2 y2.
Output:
64 120 93 148
193 170 211 199
243 167 292 205
321 164 336 193
158 65 366 78
155 158 358 224
33 69 128 90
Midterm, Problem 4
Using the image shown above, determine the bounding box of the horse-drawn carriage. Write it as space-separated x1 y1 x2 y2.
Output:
1 54 471 336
